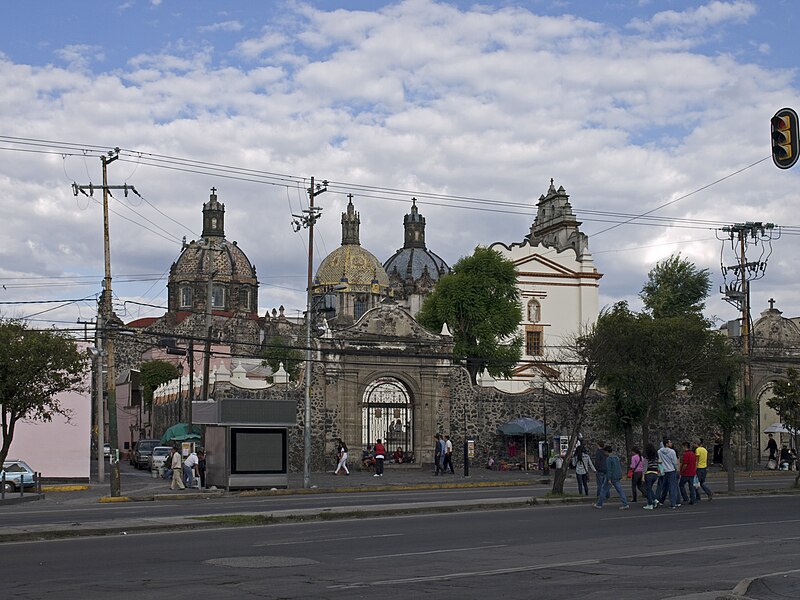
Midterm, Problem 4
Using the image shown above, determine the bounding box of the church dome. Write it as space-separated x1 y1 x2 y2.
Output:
314 196 389 290
383 199 449 298
168 189 259 314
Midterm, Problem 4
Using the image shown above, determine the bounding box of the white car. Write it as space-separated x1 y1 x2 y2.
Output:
148 446 173 471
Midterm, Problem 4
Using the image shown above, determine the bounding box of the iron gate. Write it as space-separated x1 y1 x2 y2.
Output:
362 377 413 456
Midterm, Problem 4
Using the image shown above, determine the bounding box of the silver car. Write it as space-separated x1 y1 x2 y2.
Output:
1 460 36 494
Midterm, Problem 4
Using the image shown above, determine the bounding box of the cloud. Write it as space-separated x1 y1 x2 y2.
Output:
198 20 243 33
54 44 104 71
628 1 757 35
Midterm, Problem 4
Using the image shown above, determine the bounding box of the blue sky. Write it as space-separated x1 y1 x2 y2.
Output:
0 0 799 330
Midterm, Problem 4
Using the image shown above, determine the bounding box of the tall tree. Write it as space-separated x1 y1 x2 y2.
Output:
261 336 304 381
0 320 88 466
417 246 522 384
767 368 800 487
640 253 711 319
140 360 179 412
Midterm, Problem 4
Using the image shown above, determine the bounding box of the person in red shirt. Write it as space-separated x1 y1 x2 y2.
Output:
373 439 386 477
679 442 698 506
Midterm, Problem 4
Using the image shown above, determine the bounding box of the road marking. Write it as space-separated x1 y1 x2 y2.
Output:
601 510 708 521
354 544 506 560
701 518 800 530
328 559 599 589
253 533 402 547
618 539 763 560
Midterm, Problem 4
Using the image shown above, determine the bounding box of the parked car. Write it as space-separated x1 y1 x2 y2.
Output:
147 446 173 471
131 439 161 469
1 460 36 494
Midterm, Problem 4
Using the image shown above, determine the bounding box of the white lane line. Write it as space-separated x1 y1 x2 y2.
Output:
254 533 403 547
328 559 599 589
354 544 506 561
618 539 764 560
701 518 800 530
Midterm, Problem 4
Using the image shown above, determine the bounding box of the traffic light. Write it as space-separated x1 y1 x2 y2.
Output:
771 107 799 169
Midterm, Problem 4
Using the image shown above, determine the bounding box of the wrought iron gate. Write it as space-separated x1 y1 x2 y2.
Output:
362 377 413 456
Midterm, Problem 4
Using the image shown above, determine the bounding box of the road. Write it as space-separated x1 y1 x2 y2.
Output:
3 494 800 599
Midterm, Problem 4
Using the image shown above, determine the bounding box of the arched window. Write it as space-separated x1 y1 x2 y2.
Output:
239 287 251 311
212 284 226 308
354 294 368 320
527 299 541 323
363 377 413 455
180 286 192 308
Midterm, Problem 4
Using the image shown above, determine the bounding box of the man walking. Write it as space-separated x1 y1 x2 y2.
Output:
657 439 679 508
594 441 609 499
434 434 444 475
443 435 455 474
594 446 629 510
693 439 713 501
678 442 697 505
169 447 185 490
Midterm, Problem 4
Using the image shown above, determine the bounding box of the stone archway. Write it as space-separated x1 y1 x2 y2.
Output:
362 377 414 456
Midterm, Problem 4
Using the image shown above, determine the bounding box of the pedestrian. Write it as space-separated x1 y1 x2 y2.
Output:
693 439 712 501
629 446 646 502
434 434 444 475
594 446 629 510
184 448 199 488
657 438 680 508
678 441 697 505
443 435 454 474
712 437 723 467
594 440 609 499
169 447 185 490
766 433 778 467
373 438 386 477
197 449 207 489
642 444 660 510
334 440 350 475
574 444 595 496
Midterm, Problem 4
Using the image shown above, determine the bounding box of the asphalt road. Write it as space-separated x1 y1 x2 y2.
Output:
3 494 800 599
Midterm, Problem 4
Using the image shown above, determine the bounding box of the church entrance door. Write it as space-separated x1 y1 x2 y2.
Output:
362 377 413 459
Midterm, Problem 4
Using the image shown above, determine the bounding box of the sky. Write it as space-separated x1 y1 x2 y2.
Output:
1 0 799 335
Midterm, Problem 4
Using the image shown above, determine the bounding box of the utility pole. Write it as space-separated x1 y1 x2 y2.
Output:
201 250 217 411
72 147 135 497
719 222 779 472
292 176 327 488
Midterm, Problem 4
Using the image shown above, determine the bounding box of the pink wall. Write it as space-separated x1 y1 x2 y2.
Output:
9 341 92 480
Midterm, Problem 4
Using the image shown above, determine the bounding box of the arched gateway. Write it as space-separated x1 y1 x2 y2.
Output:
362 377 413 455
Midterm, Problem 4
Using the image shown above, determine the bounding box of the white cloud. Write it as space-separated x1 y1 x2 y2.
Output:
628 1 757 35
54 44 104 71
198 20 243 33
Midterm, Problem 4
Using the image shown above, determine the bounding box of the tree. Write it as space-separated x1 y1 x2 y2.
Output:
0 320 88 466
140 360 179 412
260 336 304 381
767 368 800 487
640 253 711 319
417 246 522 384
547 325 604 495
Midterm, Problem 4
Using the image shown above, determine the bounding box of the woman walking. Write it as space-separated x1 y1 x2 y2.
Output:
574 444 595 495
334 440 350 475
629 446 646 502
642 444 660 509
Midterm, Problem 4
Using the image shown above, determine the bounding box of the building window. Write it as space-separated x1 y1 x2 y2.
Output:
212 284 225 308
525 327 543 356
180 286 192 308
527 299 541 323
239 287 251 311
354 295 368 320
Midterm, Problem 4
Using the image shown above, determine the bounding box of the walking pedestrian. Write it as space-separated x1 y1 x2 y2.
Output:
594 446 629 510
679 441 697 505
642 444 660 509
657 439 680 508
169 447 185 490
434 434 444 475
693 439 713 501
373 438 386 477
629 446 646 503
574 444 595 495
334 440 350 475
594 441 609 499
443 435 455 474
766 433 778 462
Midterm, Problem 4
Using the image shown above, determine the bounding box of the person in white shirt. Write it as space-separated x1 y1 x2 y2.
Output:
183 451 199 488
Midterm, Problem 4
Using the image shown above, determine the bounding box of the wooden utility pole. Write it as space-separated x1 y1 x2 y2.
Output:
72 148 136 497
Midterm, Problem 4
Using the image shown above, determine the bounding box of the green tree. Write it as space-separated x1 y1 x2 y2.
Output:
417 246 522 384
767 368 800 487
0 320 88 466
640 253 711 319
140 360 179 411
261 336 304 381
